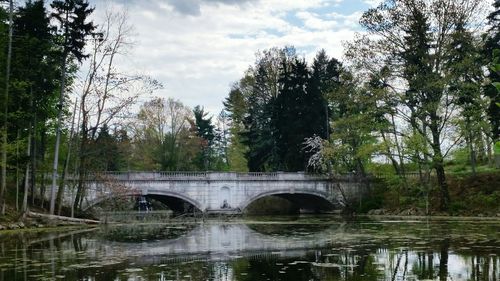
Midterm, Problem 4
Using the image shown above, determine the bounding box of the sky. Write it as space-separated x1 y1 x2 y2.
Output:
87 0 381 115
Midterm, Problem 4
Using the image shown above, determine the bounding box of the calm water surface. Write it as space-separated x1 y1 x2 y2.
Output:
0 216 499 280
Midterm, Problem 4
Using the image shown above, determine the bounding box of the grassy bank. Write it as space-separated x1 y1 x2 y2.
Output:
357 171 500 217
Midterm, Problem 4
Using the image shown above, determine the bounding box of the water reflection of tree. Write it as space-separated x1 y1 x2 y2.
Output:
413 251 435 279
307 248 384 281
438 239 450 281
232 257 315 281
470 254 499 281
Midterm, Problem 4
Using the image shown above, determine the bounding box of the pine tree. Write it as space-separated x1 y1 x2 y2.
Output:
242 64 279 171
10 0 60 211
484 0 500 142
274 58 312 171
446 20 485 174
193 106 215 170
240 47 296 171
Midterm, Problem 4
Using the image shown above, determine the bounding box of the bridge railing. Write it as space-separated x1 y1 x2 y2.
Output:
65 171 337 181
49 171 388 183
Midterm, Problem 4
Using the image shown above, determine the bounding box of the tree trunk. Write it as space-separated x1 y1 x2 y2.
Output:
486 131 493 167
38 128 47 207
15 130 19 211
0 0 14 215
74 129 88 212
22 132 31 213
50 56 67 214
391 114 407 187
466 117 476 176
381 130 402 175
438 239 450 281
429 116 450 211
30 107 37 209
56 98 78 215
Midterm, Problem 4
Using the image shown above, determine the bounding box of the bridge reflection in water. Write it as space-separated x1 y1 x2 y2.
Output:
0 219 499 281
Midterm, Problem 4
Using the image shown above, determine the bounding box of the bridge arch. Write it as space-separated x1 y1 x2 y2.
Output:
239 189 337 213
83 190 204 213
146 190 204 213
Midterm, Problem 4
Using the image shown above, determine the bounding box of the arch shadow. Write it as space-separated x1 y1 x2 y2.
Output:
84 190 203 214
240 190 337 214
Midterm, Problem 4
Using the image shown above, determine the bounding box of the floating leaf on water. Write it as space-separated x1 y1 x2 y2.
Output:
125 268 143 273
67 264 89 269
288 261 309 265
312 262 340 268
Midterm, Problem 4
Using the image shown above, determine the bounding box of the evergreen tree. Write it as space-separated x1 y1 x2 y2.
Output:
223 80 251 171
446 19 486 174
242 63 280 171
309 50 341 139
193 106 215 170
484 0 500 142
274 58 312 171
10 0 60 209
240 47 296 171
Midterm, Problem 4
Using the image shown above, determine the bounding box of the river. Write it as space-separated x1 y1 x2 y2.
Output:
0 216 499 280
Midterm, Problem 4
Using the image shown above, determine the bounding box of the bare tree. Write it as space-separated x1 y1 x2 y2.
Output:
135 97 192 170
72 9 161 213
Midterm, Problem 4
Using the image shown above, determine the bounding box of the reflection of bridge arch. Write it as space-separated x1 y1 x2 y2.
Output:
239 189 337 212
102 223 344 260
84 190 204 213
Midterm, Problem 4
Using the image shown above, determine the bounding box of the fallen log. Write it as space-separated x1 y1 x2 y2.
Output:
27 211 100 224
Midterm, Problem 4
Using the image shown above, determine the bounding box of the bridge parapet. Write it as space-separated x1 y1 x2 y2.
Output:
69 171 336 182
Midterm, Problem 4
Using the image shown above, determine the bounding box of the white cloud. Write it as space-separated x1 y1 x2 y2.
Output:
87 0 363 115
363 0 381 7
296 11 338 30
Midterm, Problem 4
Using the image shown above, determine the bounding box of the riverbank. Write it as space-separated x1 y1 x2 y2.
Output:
357 171 500 217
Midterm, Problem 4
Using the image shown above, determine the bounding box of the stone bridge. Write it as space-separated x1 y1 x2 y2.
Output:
66 172 368 214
